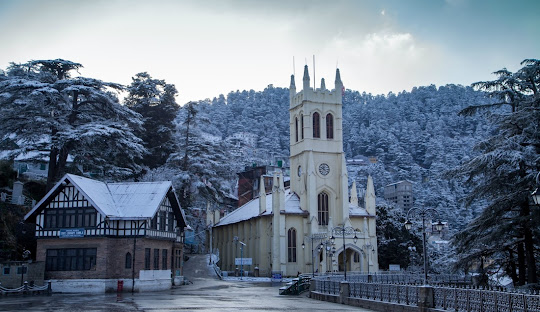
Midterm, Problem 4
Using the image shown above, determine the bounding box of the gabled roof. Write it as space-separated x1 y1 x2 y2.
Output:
215 188 305 227
215 188 373 227
24 174 187 226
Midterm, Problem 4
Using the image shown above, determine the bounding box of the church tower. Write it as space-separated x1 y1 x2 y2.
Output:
289 65 349 232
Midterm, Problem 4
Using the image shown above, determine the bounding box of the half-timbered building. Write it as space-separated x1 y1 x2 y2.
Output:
24 174 188 293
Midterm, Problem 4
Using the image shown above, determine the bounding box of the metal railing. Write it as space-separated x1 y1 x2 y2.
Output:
0 281 51 296
433 286 540 312
312 275 540 312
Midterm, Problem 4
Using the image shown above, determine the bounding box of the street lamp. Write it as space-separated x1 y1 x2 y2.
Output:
21 248 31 287
404 207 444 285
302 233 327 277
233 236 246 280
330 226 358 281
362 243 375 277
318 240 334 274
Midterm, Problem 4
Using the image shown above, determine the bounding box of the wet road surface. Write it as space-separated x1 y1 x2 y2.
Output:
0 254 374 311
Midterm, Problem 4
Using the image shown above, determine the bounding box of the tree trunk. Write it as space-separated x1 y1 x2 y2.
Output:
517 242 526 286
507 248 518 286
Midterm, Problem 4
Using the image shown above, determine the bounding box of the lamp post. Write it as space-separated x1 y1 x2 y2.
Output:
132 220 147 293
317 240 335 274
302 233 327 277
404 207 444 285
21 249 31 287
233 236 246 280
330 226 358 281
362 243 374 277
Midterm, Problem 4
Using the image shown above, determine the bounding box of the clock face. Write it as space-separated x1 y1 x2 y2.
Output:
297 165 302 177
318 163 330 176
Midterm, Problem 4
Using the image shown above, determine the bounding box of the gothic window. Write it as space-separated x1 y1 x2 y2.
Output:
318 192 329 225
288 228 297 262
125 252 132 269
301 115 304 139
353 251 360 263
326 113 334 139
313 112 320 138
295 117 299 142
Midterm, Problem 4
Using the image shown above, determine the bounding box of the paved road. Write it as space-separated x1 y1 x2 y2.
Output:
0 254 374 312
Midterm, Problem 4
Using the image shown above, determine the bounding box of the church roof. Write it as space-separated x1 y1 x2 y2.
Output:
349 203 371 217
215 188 304 227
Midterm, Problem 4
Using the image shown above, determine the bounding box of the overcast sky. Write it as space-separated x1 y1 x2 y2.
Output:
1 0 539 104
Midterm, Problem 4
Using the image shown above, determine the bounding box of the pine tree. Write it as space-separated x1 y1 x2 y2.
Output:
125 72 180 169
0 59 145 189
450 59 540 286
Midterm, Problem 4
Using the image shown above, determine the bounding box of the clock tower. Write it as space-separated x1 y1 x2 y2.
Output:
289 65 350 234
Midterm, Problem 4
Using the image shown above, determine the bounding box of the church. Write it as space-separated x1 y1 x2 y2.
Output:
209 66 378 277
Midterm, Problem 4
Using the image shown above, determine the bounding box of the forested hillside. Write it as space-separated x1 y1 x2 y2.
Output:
184 84 493 231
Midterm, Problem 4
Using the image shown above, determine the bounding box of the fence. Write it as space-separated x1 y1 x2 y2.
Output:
312 275 540 312
0 281 51 296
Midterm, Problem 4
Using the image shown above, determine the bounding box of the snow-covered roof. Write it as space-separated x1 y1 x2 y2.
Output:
215 188 305 227
349 204 371 217
25 174 185 222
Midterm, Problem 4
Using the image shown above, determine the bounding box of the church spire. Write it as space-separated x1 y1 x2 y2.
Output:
320 78 326 90
335 68 342 87
303 65 310 91
290 74 296 89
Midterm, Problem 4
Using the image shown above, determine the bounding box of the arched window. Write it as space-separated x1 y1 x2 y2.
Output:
313 112 320 138
125 252 132 269
326 113 334 139
288 228 297 262
295 117 299 142
301 115 304 139
318 192 329 225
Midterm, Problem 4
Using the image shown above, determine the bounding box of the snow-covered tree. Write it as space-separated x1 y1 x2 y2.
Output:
376 205 422 270
0 59 145 189
125 72 179 169
449 59 540 286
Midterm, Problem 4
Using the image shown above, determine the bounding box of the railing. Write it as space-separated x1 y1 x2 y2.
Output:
0 281 51 296
279 276 312 295
433 286 540 312
312 275 540 312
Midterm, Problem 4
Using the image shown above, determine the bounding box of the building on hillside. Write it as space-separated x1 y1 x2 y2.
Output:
384 180 413 210
210 66 378 277
236 165 290 207
226 132 258 147
23 174 188 293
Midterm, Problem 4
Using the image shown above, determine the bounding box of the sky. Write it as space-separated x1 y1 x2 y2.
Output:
1 0 539 105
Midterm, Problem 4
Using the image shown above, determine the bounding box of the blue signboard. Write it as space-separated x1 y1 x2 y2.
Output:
59 228 85 238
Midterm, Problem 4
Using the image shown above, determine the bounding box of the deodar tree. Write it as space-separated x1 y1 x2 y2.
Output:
125 72 180 169
0 59 146 190
450 59 540 286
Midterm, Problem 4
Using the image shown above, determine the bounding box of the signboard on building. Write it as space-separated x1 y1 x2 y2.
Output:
389 264 401 271
235 258 252 265
59 228 85 238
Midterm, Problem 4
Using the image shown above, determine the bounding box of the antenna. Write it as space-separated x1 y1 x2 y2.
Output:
293 56 295 77
313 55 316 90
